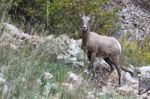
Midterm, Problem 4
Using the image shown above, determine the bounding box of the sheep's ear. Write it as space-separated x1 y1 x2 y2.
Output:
89 13 95 23
88 13 91 17
89 13 95 20
88 13 94 18
79 12 84 17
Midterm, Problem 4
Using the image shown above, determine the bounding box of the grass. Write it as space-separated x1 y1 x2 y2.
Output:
0 22 144 99
98 91 136 99
0 3 146 99
0 44 139 99
120 37 150 67
0 45 70 99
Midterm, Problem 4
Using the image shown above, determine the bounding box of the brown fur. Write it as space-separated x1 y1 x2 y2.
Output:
82 32 121 58
80 14 122 85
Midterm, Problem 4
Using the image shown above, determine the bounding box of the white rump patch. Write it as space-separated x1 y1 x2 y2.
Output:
116 41 121 53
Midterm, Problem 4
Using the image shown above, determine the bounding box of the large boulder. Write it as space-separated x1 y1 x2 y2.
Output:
0 23 42 49
38 34 88 67
0 23 88 68
139 66 150 78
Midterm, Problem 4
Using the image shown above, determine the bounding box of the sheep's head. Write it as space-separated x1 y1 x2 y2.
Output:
80 13 91 32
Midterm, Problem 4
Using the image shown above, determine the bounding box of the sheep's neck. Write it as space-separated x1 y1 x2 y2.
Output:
82 30 90 46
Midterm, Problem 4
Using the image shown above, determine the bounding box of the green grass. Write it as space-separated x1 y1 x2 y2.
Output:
120 37 150 67
98 92 136 99
0 38 145 99
0 45 70 99
0 43 139 99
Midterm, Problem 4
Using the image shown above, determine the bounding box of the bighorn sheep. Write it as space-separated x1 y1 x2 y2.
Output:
80 13 122 85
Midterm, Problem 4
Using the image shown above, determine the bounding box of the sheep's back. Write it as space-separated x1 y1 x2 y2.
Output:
88 32 121 57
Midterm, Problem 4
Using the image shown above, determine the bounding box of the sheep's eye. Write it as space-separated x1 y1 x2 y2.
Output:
89 20 91 23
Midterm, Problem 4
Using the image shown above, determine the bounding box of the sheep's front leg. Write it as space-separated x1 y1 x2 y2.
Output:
87 51 92 70
90 52 96 80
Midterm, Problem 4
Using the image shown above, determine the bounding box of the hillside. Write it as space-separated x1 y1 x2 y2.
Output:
0 0 150 99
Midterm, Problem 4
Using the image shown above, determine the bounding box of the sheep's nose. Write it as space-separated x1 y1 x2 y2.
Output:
83 25 87 30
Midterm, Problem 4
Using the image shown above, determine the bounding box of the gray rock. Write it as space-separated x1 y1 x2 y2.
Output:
2 84 8 96
43 72 53 80
118 2 150 40
0 73 6 85
0 23 87 68
66 72 83 86
42 82 52 96
139 66 150 78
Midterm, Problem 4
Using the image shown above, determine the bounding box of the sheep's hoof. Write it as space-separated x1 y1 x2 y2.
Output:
91 76 94 80
115 83 121 87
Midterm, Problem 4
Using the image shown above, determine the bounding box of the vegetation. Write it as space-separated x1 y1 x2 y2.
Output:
0 0 119 37
0 41 137 99
0 44 70 98
0 0 150 99
120 36 150 66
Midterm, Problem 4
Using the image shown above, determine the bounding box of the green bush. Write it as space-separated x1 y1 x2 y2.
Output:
5 0 119 37
120 36 150 66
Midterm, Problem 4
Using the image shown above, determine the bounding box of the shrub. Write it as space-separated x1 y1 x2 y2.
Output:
6 0 119 37
120 36 150 66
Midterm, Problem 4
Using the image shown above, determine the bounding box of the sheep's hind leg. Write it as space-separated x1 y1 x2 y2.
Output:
111 56 121 86
103 57 114 77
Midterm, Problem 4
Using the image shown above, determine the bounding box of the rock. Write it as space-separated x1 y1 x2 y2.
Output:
108 70 119 84
117 1 150 40
85 91 95 99
2 84 8 96
122 0 130 4
0 23 41 50
42 82 52 96
62 82 74 91
45 35 54 41
66 72 83 85
66 72 78 84
0 23 87 68
0 73 6 85
51 83 59 89
122 8 129 13
43 72 53 80
139 66 150 78
137 94 149 99
94 59 110 72
0 23 26 42
67 39 80 56
124 72 138 84
52 35 87 67
9 43 18 50
62 72 83 91
118 85 135 95
102 86 110 93
0 66 8 74
76 39 82 47
1 23 21 35
50 93 61 99
36 79 42 85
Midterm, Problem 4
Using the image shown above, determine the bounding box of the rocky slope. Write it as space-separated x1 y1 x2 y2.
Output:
117 0 150 40
0 1 150 98
0 23 150 99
